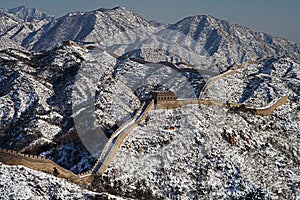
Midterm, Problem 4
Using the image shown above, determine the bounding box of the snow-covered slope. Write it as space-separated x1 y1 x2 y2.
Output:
23 7 153 51
93 57 300 199
0 164 124 199
0 36 26 51
98 102 299 199
169 15 300 66
0 44 142 173
203 57 300 106
0 6 53 50
0 5 300 200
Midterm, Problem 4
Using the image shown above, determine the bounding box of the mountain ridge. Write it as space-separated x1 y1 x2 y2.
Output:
0 6 299 66
168 14 299 64
7 5 54 22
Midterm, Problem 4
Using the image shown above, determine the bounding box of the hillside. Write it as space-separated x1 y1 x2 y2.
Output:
169 15 300 65
0 164 123 199
94 57 299 199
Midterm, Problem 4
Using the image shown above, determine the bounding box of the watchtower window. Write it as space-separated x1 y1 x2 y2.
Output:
154 91 177 103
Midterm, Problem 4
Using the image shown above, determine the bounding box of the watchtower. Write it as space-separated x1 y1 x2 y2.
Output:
154 91 176 103
154 91 179 109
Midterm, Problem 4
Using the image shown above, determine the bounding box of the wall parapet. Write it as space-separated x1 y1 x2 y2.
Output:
0 148 93 185
199 58 266 99
91 102 146 173
156 96 287 117
97 100 155 174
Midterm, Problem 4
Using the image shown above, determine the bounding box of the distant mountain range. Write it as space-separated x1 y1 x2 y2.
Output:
0 6 299 65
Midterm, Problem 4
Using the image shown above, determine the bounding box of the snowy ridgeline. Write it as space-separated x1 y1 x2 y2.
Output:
0 6 299 65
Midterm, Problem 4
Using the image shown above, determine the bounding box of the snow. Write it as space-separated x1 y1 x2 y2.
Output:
202 58 300 107
0 164 101 199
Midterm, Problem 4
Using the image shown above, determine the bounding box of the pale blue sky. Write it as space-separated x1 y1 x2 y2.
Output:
0 0 299 44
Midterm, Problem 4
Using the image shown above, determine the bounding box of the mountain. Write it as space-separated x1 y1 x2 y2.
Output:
93 56 300 199
22 7 153 51
1 6 299 69
0 6 54 50
168 15 300 65
7 5 54 22
0 5 299 200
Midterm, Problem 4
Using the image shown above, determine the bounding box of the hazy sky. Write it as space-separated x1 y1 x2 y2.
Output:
1 0 299 44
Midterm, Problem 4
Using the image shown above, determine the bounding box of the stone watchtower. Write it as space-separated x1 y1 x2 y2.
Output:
154 91 180 109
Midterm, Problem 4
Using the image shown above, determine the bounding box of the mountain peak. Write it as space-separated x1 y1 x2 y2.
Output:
8 5 27 11
95 6 131 13
7 5 54 22
112 6 128 11
22 6 153 51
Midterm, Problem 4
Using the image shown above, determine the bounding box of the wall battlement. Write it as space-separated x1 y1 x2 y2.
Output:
0 148 92 185
154 91 180 109
154 95 288 117
62 40 87 50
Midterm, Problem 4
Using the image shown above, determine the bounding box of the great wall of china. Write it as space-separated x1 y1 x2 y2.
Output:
0 148 93 185
0 94 287 184
199 57 265 99
97 100 155 174
0 49 288 185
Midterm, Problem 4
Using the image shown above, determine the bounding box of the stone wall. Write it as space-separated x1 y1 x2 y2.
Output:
0 82 287 181
200 58 265 99
253 96 288 116
157 96 287 117
0 148 92 185
156 100 180 109
96 95 288 174
97 100 155 174
91 102 146 174
0 55 283 186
